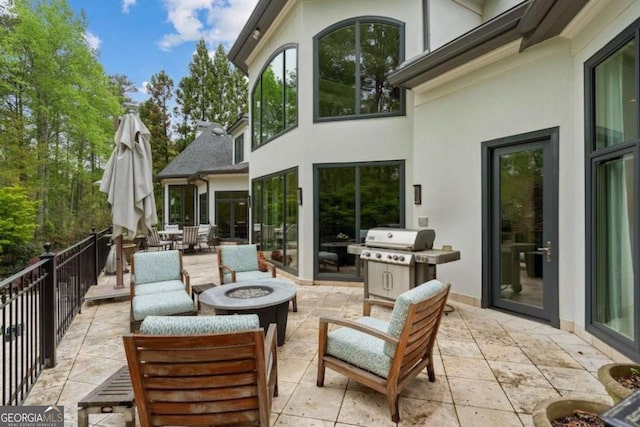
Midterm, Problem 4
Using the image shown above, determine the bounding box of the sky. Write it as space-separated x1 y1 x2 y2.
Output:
66 0 259 103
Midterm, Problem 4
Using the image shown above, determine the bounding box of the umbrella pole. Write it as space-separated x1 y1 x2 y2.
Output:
115 235 124 289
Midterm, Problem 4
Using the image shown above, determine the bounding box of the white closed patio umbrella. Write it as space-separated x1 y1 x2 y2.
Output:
100 113 157 288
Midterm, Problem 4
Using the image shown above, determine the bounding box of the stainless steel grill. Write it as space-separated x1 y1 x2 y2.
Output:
360 228 437 300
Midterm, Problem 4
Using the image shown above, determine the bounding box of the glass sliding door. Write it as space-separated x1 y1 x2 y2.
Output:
252 168 298 273
586 23 639 359
315 161 404 280
215 191 249 240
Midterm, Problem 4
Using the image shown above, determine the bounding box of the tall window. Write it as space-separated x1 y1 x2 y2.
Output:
586 21 639 358
252 168 298 272
251 45 298 148
234 134 244 163
315 161 404 279
168 185 195 227
314 17 404 121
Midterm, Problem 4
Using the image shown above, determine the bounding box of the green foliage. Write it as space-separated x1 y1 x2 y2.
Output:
0 186 38 254
0 0 121 250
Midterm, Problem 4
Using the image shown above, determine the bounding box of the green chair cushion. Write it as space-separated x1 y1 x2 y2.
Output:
384 279 445 358
326 317 392 378
220 244 259 274
132 290 194 321
133 250 181 285
140 314 260 335
134 279 185 296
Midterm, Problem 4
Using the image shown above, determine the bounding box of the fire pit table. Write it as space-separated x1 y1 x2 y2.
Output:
199 279 296 346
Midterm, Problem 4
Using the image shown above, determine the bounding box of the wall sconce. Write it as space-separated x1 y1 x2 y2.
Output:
413 184 422 205
252 28 261 40
297 188 303 205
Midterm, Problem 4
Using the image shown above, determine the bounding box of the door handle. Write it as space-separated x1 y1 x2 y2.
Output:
537 241 552 262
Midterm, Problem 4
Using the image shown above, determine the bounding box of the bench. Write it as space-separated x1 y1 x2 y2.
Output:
77 366 135 427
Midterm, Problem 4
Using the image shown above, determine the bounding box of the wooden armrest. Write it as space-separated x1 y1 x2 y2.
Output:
363 298 395 316
219 264 237 283
130 275 136 297
268 264 276 277
264 323 277 360
181 269 191 293
319 317 398 344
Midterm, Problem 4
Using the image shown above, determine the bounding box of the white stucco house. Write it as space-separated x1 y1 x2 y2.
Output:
155 0 639 362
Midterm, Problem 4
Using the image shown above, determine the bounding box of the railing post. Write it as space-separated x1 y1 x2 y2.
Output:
39 243 57 369
91 226 98 285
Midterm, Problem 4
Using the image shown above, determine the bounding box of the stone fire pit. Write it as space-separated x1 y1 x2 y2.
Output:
199 279 297 346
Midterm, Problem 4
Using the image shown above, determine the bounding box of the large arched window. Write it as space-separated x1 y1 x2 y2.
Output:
314 17 404 121
251 45 298 148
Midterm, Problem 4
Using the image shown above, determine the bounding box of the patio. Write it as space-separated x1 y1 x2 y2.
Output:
24 251 618 426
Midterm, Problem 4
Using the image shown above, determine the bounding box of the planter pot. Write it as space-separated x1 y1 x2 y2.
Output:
598 363 640 404
532 398 611 427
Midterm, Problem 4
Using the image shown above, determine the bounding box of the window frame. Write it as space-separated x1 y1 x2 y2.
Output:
234 133 244 163
251 44 299 150
313 16 406 123
584 17 640 360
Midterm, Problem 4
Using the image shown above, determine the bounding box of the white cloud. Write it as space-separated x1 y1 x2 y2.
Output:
84 31 102 51
139 81 150 94
122 0 137 14
157 0 259 51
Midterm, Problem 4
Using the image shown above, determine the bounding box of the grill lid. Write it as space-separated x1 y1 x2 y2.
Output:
364 228 436 251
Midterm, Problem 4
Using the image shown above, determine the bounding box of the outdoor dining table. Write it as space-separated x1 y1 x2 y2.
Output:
158 229 183 249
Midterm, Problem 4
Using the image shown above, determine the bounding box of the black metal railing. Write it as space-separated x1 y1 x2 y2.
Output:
0 227 111 406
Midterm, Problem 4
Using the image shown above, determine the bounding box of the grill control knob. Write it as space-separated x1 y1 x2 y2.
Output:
375 253 382 259
399 256 405 262
363 251 370 257
393 255 399 261
387 254 392 260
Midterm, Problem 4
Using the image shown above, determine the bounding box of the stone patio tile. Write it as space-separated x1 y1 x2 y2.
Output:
438 339 484 359
278 338 318 361
547 332 591 346
272 380 297 413
442 356 496 381
507 332 560 349
560 343 609 358
301 357 349 389
274 414 336 426
489 360 552 388
501 384 561 413
58 379 101 423
68 355 124 386
478 342 531 364
538 366 606 393
462 318 505 332
519 412 535 427
470 329 516 346
277 357 312 383
437 326 475 342
573 354 614 373
22 384 63 407
520 347 582 369
448 377 512 411
399 399 459 426
288 326 320 345
401 374 453 404
282 383 345 421
456 405 523 427
79 336 126 361
337 389 396 426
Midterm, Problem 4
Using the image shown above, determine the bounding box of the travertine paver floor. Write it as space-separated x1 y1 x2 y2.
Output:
24 251 617 426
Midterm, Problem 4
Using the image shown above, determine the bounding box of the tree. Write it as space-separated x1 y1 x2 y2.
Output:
0 186 38 254
0 0 121 247
110 73 138 112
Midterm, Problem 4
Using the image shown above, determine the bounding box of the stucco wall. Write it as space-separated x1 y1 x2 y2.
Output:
428 0 481 51
245 0 425 281
409 0 640 330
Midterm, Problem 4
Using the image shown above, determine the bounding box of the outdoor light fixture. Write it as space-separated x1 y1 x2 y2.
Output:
297 188 303 205
252 28 261 40
413 184 422 205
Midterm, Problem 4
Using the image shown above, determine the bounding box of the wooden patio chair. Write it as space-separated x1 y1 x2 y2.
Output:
123 314 278 427
146 227 172 251
317 280 451 422
217 244 297 312
178 226 199 252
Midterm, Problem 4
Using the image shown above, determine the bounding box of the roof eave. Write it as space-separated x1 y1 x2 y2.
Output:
388 0 588 89
228 0 289 74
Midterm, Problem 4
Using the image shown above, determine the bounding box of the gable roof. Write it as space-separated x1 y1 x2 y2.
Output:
388 0 589 88
156 123 248 181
